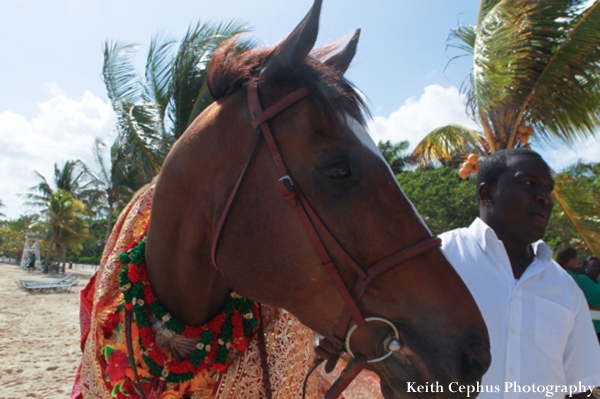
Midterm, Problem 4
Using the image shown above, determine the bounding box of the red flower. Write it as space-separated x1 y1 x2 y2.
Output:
127 265 141 283
102 312 121 338
106 350 129 383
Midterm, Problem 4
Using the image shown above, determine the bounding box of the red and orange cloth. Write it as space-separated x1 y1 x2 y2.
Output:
71 184 382 399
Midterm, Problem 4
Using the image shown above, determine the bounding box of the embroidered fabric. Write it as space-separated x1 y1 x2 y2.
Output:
74 184 382 399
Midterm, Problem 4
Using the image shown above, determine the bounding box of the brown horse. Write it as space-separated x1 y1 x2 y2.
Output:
144 0 490 397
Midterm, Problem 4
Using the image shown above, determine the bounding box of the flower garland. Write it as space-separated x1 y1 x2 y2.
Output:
118 232 260 384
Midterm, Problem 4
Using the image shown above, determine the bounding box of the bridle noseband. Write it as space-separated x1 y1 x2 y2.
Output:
211 75 441 398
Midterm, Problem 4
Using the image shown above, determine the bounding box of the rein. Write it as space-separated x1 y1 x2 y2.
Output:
211 75 442 398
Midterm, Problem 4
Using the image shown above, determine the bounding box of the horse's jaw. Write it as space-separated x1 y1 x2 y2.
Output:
372 349 486 399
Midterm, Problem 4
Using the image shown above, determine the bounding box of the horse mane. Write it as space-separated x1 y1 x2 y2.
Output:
207 37 370 127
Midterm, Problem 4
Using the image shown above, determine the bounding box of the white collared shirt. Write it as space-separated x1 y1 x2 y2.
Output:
440 218 600 398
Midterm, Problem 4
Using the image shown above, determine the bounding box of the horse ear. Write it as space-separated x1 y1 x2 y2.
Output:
260 0 322 81
323 29 360 73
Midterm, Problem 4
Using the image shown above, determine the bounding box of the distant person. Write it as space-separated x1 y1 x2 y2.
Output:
440 149 600 397
578 256 600 341
27 253 35 273
555 245 582 276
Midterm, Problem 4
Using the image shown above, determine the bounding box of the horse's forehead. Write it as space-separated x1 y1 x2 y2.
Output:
344 116 384 160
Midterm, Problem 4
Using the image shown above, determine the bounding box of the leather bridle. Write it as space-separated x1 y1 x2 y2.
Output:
210 75 442 398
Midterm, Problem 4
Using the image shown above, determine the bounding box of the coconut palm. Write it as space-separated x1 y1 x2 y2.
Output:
31 190 87 273
0 199 5 218
23 160 96 270
411 0 600 256
103 20 250 189
413 0 600 165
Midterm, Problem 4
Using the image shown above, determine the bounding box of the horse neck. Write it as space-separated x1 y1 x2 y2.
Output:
145 90 254 326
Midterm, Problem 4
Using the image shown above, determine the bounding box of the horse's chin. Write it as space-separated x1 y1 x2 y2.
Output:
374 360 435 399
379 379 437 399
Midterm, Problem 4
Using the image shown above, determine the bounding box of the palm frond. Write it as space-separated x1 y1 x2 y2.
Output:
169 20 250 138
469 0 600 147
449 24 476 55
92 138 111 186
26 170 53 200
477 0 503 25
412 124 487 166
511 1 600 145
144 32 176 125
113 102 162 181
103 41 143 109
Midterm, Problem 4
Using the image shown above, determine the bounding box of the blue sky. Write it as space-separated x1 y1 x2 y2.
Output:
1 0 599 219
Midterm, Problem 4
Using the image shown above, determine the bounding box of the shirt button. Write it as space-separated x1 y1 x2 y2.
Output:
510 327 515 333
509 367 514 374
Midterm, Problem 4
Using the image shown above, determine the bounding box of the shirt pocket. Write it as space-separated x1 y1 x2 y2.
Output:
534 296 574 361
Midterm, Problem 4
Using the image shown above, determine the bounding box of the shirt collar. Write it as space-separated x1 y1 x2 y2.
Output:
468 217 498 253
468 217 552 262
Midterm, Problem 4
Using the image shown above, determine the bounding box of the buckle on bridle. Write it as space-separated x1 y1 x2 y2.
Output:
277 175 297 206
278 175 294 194
345 317 402 363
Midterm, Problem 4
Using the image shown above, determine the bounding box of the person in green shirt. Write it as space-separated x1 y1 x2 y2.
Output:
577 256 600 341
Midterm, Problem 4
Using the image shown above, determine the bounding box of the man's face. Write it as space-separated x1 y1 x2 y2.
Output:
485 155 554 246
586 259 600 279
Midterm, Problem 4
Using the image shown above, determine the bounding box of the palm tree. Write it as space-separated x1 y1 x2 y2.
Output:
413 0 600 164
103 21 250 190
0 199 5 218
411 0 600 256
23 160 95 271
33 190 88 272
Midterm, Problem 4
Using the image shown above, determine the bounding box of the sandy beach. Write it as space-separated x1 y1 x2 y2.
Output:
0 262 92 399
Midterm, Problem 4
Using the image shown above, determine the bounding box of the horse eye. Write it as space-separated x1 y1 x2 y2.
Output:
322 162 352 179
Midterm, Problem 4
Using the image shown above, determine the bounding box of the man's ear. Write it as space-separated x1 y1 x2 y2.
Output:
478 183 493 205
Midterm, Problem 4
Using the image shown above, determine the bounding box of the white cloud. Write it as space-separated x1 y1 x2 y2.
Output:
536 136 600 172
368 84 477 151
367 84 600 171
0 86 116 219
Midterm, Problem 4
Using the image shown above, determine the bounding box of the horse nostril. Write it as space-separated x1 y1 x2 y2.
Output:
460 341 491 383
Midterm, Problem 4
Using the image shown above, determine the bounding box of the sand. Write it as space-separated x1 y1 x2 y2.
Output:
0 262 92 399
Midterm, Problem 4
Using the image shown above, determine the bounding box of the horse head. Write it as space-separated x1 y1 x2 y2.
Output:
147 0 491 397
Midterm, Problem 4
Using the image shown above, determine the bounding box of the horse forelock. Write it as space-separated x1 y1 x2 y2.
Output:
207 36 370 128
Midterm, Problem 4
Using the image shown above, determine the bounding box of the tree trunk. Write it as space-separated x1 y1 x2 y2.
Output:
61 246 66 274
43 230 56 274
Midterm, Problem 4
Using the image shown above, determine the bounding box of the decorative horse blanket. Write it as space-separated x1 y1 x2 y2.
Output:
70 185 382 399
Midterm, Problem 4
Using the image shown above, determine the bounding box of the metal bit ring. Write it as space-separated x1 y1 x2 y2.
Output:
345 317 402 363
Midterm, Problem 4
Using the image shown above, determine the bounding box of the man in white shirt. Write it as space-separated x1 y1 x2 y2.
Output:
440 149 600 398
